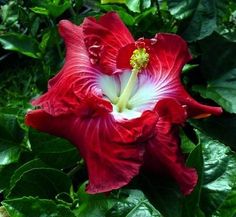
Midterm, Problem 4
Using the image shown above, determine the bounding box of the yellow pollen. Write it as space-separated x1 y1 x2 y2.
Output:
116 48 149 112
130 48 149 71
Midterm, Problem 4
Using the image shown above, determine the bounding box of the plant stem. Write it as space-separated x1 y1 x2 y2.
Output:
67 159 84 177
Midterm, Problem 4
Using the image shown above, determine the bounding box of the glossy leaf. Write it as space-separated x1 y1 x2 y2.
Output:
75 183 162 217
0 33 41 58
0 113 24 145
74 182 117 217
125 0 151 13
8 159 48 190
193 69 236 113
180 128 196 153
190 114 236 150
126 0 141 12
0 145 20 166
193 33 236 113
197 132 236 217
7 168 71 199
2 197 76 217
0 164 18 193
107 189 163 217
180 130 236 216
0 113 24 166
212 185 236 217
139 175 183 217
30 7 49 16
182 144 204 217
28 128 80 169
167 0 229 41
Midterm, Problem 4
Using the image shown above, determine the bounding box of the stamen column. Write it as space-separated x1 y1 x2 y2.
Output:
116 48 149 112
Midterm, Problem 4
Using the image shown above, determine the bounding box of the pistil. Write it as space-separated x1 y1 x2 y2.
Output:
116 47 149 112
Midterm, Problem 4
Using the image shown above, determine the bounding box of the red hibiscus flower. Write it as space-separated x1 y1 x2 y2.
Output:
25 12 222 195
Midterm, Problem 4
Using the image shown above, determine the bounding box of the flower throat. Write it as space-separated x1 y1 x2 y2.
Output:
116 48 149 112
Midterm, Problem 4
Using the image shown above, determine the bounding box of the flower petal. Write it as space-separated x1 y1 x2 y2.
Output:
25 110 73 138
32 20 108 116
144 99 198 195
83 12 134 74
116 43 135 70
84 111 158 193
26 108 158 194
148 33 222 117
116 35 222 117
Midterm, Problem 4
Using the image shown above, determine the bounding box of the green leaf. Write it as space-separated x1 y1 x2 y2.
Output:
126 0 141 13
216 2 236 42
31 0 71 18
0 1 19 31
197 131 236 216
28 128 80 169
107 189 163 217
7 168 71 199
134 7 157 23
167 0 230 41
167 0 196 20
74 182 117 217
0 145 21 166
193 33 236 113
30 17 41 36
190 114 236 150
30 6 49 16
55 192 73 206
182 64 199 74
0 164 18 193
2 197 76 217
212 184 236 217
193 69 236 113
39 29 54 53
0 113 24 145
102 0 151 12
9 159 48 190
0 113 24 166
180 128 196 153
75 183 162 217
99 4 135 26
117 10 135 26
0 33 41 58
101 0 125 3
142 0 151 10
140 176 183 217
182 144 204 217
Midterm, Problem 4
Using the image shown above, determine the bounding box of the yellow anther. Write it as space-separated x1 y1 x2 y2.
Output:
130 48 149 71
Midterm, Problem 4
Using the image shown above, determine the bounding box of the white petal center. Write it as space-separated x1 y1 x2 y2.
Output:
98 71 158 120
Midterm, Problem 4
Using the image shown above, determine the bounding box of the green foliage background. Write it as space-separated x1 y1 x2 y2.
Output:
0 0 236 216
